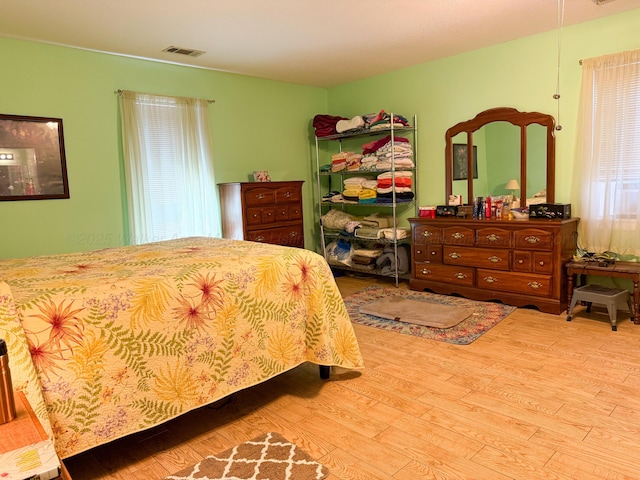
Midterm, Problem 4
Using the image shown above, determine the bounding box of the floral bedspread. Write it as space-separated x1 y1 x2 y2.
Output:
0 237 363 458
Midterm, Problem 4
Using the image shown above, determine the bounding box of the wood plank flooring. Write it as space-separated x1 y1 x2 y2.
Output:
63 275 640 479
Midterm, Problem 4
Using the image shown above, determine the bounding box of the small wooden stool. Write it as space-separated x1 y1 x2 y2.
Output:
566 284 634 331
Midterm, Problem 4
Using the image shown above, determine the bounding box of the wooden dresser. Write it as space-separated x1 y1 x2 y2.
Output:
218 181 304 248
409 217 579 314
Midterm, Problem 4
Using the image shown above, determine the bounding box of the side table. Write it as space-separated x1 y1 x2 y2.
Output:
565 260 640 325
0 390 72 480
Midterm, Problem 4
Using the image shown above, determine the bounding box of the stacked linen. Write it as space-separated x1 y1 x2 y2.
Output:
331 152 348 172
351 247 384 270
376 171 414 203
342 176 368 203
361 135 414 171
365 110 411 131
332 151 362 172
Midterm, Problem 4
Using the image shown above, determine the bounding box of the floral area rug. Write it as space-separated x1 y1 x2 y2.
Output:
164 432 328 480
344 286 516 344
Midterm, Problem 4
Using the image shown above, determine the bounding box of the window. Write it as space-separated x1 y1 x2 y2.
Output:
119 91 220 245
571 49 640 257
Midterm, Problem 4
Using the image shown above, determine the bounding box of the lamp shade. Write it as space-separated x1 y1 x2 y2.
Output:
505 179 520 190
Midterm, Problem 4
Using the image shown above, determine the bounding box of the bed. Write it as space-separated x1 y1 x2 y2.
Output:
0 237 363 459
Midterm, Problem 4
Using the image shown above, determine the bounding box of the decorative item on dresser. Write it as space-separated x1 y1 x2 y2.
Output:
409 217 579 314
218 181 304 247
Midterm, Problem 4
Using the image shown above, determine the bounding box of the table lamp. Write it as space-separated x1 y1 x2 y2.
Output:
505 179 520 207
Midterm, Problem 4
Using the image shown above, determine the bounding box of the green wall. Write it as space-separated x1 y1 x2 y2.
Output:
0 38 326 258
2 8 640 259
326 9 640 212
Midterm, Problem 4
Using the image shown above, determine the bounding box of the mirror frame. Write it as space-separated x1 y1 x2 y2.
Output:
445 107 556 206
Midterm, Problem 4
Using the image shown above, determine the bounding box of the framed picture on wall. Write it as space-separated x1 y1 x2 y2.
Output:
0 114 70 201
452 144 478 181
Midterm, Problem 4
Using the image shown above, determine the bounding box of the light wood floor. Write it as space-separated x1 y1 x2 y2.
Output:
63 275 640 479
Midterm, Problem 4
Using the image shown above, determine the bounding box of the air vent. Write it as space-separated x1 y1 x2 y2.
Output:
592 0 616 4
162 46 206 57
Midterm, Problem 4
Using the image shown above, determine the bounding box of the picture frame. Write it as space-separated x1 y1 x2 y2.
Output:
0 114 70 201
452 144 478 181
253 170 271 182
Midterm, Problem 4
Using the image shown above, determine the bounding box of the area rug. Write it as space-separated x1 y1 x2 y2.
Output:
163 432 328 480
345 286 516 344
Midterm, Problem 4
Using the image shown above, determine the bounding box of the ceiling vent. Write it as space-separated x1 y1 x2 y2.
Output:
592 0 616 4
162 46 206 57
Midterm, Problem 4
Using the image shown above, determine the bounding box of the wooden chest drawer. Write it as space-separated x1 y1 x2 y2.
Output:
275 186 301 203
246 225 304 247
414 262 475 286
477 269 552 297
514 228 553 250
244 187 277 206
443 246 510 271
513 251 553 274
443 226 475 246
413 225 442 245
414 244 442 263
477 227 511 248
247 207 276 226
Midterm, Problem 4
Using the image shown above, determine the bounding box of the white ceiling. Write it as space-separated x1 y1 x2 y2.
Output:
1 0 639 87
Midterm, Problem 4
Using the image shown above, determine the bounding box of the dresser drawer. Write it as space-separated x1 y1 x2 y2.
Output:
275 186 301 204
414 262 475 286
513 251 554 274
514 228 553 250
246 225 304 247
413 225 442 245
443 246 510 271
477 269 552 297
414 244 442 263
246 207 276 226
443 226 475 246
477 227 512 248
244 187 277 206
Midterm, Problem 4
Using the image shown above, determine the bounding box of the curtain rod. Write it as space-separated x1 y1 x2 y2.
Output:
115 89 215 104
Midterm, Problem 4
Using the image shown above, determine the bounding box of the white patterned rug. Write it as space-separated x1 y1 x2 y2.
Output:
163 432 328 480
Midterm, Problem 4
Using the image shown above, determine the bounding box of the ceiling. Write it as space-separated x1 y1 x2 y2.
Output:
1 0 639 88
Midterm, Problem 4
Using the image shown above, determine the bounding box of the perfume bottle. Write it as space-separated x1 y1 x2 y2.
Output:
0 338 17 424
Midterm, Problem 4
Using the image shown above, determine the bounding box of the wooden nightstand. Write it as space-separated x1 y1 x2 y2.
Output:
0 390 72 480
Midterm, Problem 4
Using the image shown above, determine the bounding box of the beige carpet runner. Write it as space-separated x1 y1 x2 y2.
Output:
163 432 328 480
359 294 474 328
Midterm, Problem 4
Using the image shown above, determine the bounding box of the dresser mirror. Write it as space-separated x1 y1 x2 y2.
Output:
445 107 556 207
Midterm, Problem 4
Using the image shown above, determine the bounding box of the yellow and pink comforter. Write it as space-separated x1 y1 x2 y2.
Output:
0 237 363 458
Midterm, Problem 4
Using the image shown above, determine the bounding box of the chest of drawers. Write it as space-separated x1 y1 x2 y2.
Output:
409 217 579 314
218 181 304 248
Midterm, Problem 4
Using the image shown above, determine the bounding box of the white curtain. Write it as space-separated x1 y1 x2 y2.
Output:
119 91 220 244
571 49 640 257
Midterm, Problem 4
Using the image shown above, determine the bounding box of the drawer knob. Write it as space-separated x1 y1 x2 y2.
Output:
255 236 265 242
421 268 432 275
449 252 461 259
486 234 501 242
452 232 465 240
416 249 422 254
518 259 524 264
289 231 297 237
422 231 433 238
524 235 541 244
431 250 437 255
256 193 265 199
253 213 259 218
454 272 467 279
539 261 545 266
484 276 498 283
285 191 292 198
488 256 502 263
528 281 543 289
267 212 272 216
